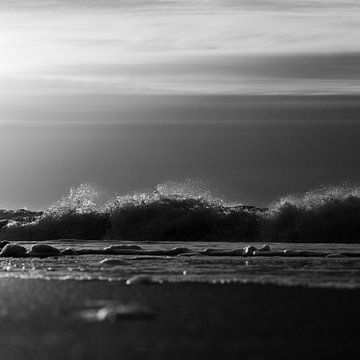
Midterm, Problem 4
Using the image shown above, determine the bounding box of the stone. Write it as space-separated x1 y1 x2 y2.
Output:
100 258 128 265
258 244 271 252
243 245 257 255
104 245 143 252
201 248 219 255
176 252 199 257
326 253 342 258
0 244 27 257
283 249 300 256
28 244 61 257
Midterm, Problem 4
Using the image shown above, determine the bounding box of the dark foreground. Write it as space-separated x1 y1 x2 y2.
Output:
0 279 359 360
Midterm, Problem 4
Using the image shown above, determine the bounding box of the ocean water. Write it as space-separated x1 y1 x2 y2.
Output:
1 240 359 289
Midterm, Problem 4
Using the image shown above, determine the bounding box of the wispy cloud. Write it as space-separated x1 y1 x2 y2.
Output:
0 1 360 95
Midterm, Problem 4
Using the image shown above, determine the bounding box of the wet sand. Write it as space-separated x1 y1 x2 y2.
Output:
0 279 359 360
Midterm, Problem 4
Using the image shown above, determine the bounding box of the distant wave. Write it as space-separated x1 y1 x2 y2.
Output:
1 182 360 243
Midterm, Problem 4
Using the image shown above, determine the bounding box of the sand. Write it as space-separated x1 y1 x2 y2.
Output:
0 279 358 360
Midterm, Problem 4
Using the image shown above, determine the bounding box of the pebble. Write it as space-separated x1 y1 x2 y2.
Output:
243 245 257 255
258 244 271 252
104 245 143 252
326 253 342 258
99 258 128 266
283 249 300 256
176 252 200 257
201 248 220 255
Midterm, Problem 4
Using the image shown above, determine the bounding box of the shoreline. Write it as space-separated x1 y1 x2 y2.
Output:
1 241 359 258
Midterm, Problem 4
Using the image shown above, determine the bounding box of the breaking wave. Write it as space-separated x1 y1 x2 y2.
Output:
1 182 360 243
0 181 260 242
264 184 360 243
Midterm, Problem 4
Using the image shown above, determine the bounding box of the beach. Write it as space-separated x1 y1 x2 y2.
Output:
1 1 360 359
0 278 359 360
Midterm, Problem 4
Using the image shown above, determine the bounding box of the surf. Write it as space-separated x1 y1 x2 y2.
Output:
1 182 360 243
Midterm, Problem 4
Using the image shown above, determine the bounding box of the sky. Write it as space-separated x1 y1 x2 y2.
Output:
0 0 360 209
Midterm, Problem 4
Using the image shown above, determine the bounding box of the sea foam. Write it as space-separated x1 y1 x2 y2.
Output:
264 184 360 243
1 182 360 243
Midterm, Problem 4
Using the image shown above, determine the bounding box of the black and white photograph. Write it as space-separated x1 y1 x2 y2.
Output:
0 1 359 359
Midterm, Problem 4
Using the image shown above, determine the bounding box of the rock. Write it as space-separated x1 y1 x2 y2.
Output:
104 245 143 252
61 247 78 256
201 248 219 255
126 275 156 285
282 249 327 257
176 252 199 257
28 244 61 257
0 244 27 257
100 258 128 266
326 253 342 258
258 244 271 252
201 248 247 256
282 249 320 256
243 245 257 255
0 240 10 249
283 249 299 256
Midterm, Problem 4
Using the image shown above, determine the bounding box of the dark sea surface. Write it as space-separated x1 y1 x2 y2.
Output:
1 241 359 288
2 95 360 209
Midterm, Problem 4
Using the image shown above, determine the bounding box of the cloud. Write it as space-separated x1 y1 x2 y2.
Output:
4 53 359 96
0 1 359 95
55 53 360 80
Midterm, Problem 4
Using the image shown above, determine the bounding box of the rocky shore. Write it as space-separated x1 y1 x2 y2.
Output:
0 241 359 259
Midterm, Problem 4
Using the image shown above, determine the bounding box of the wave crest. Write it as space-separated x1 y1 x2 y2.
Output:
2 183 360 243
1 181 259 241
271 184 360 211
47 183 103 215
265 184 360 243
